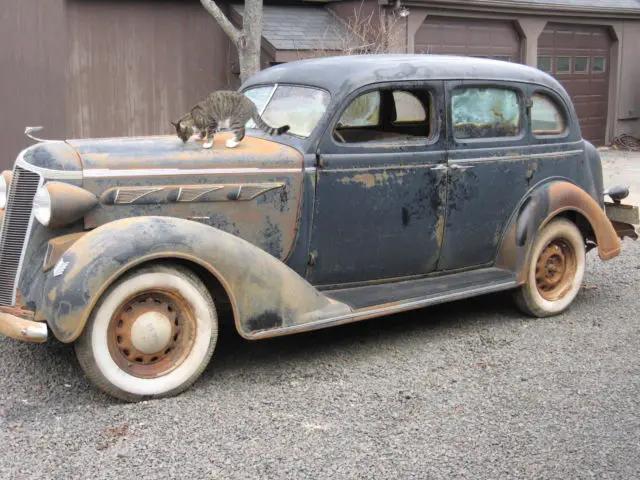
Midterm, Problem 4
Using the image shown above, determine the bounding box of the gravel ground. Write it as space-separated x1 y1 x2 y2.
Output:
2 153 640 479
599 149 640 206
0 238 639 479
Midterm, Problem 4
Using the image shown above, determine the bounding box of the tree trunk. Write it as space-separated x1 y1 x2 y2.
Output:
200 0 263 84
238 0 263 84
238 48 260 85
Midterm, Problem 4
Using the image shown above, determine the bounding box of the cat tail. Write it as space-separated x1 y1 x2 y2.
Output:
251 112 290 135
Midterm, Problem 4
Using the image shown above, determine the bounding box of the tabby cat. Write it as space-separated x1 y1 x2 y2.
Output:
171 91 290 149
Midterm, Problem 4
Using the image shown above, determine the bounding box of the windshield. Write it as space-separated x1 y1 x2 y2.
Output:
244 85 330 138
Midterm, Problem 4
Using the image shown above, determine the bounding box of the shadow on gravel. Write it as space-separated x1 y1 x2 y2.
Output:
206 290 525 375
0 290 527 406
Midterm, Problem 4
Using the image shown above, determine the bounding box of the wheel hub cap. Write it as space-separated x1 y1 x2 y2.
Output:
107 293 195 379
535 239 577 301
130 311 173 354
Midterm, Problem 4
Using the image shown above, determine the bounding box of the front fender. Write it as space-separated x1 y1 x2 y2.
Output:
496 180 621 282
42 216 348 343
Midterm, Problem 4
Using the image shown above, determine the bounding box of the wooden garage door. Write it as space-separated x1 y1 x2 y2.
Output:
538 24 611 146
415 17 521 63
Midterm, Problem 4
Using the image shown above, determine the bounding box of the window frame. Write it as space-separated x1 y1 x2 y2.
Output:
448 82 526 145
326 81 441 150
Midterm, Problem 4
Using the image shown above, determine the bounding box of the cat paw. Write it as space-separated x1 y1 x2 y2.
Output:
226 139 239 148
202 141 213 149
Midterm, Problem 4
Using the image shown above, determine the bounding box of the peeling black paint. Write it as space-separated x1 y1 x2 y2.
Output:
262 217 283 259
21 142 82 171
247 311 283 331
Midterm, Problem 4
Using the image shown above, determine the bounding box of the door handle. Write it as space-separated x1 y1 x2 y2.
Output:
449 164 473 172
430 164 448 171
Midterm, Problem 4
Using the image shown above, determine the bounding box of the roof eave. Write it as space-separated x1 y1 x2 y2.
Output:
403 0 640 20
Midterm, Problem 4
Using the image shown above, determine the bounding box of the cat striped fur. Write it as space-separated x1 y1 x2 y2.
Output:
171 90 290 149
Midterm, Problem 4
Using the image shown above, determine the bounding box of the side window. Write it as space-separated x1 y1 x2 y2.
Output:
334 88 434 144
337 91 380 128
392 91 426 123
531 93 566 136
452 87 520 140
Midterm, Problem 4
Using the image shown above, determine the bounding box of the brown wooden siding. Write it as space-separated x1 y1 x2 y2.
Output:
0 0 67 169
66 0 234 140
0 0 234 170
415 17 522 63
538 24 611 146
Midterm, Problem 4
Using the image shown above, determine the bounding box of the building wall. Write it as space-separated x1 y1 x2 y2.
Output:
0 0 67 168
404 7 640 141
616 21 640 135
66 0 234 139
0 0 234 170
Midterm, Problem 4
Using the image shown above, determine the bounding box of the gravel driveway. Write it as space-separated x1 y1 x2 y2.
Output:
1 155 639 479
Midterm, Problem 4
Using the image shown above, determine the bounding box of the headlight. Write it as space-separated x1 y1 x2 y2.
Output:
33 185 53 226
32 182 98 228
0 170 11 209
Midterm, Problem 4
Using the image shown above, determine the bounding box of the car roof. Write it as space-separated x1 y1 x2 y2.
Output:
242 54 569 100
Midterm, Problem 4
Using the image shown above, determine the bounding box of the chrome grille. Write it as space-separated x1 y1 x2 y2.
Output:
0 167 41 306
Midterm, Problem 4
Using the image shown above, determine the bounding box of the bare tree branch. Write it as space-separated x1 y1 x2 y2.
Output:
200 0 241 46
308 1 404 58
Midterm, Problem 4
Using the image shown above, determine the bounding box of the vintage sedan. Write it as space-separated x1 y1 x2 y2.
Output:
0 55 637 401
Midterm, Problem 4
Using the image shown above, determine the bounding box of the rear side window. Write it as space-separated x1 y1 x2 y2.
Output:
531 93 566 135
392 91 426 123
452 87 520 139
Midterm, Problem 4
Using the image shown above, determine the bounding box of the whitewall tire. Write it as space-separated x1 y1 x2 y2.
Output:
514 218 586 318
75 264 218 402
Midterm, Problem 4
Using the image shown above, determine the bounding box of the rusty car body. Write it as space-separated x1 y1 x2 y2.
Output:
0 55 637 401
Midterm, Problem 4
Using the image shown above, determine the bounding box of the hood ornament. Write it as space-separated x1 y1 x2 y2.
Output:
24 126 53 143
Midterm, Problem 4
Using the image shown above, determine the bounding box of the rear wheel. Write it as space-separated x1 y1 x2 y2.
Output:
514 218 586 317
75 264 218 402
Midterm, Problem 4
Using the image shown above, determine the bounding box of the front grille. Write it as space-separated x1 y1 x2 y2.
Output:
0 167 41 306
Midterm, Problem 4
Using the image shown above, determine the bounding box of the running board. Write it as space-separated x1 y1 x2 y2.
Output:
248 268 518 339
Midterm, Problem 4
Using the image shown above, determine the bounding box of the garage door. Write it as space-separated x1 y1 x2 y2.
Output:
538 24 611 146
415 17 521 63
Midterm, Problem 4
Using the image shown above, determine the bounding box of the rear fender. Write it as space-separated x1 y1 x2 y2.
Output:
496 180 621 283
41 216 348 342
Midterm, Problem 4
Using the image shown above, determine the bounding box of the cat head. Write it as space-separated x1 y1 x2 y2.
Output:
171 120 193 143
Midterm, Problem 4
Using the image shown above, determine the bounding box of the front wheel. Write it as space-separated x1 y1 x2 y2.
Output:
75 264 218 402
514 218 586 318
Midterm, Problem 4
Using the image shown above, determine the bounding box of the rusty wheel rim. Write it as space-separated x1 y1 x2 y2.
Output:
107 291 197 379
535 238 577 302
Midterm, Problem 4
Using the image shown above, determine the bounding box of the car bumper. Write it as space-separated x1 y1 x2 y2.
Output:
0 307 48 343
605 201 639 240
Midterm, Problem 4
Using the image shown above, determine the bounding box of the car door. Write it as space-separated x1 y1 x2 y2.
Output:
305 81 448 286
437 80 532 271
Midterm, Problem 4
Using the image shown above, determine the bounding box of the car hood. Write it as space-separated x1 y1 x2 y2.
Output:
65 133 303 172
